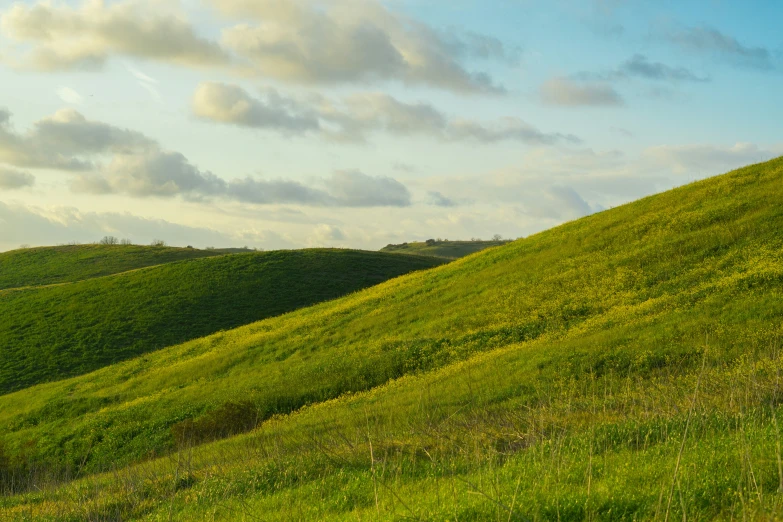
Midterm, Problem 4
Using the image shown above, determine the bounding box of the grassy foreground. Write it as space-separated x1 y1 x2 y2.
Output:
0 249 444 394
2 157 783 520
381 239 510 259
0 245 219 290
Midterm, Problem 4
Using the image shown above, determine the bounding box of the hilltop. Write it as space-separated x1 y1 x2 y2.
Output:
0 249 444 394
381 238 511 258
0 244 219 290
3 157 783 520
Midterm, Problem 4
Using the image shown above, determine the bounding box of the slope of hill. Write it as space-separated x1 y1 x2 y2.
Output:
0 249 445 394
0 244 220 290
3 158 783 520
380 239 510 258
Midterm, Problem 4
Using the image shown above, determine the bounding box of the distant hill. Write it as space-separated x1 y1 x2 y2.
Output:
381 239 511 258
0 248 444 394
4 159 783 520
0 244 219 290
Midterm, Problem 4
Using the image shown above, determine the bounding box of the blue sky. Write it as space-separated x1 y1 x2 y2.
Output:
0 0 781 251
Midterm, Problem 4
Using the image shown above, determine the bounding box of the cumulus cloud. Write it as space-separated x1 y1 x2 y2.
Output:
193 82 579 144
576 54 709 83
224 170 411 207
0 0 229 71
0 167 34 189
68 150 412 207
72 150 227 199
539 77 624 107
0 107 155 170
1 0 513 93
327 170 411 207
213 0 508 93
192 82 320 133
226 177 332 206
665 26 776 71
0 106 412 207
309 224 346 245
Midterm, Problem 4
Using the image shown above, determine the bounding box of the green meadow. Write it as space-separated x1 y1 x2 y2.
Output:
0 249 444 394
2 157 783 520
0 244 220 290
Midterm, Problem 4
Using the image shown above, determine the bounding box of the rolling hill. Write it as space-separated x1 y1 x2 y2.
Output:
0 249 445 394
0 244 220 290
3 157 783 520
381 238 511 258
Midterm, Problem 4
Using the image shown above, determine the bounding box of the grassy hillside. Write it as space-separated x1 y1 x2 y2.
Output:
3 158 783 520
0 244 220 290
381 239 510 258
0 249 444 394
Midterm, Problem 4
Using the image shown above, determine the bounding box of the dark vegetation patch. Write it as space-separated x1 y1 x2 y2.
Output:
0 249 444 393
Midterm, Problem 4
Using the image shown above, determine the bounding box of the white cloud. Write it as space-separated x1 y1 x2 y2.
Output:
540 77 624 107
72 150 227 199
0 107 414 207
57 86 84 105
192 82 320 133
0 107 156 171
308 224 346 246
0 167 34 189
1 0 513 95
214 0 507 92
327 170 411 207
0 0 229 71
193 82 579 144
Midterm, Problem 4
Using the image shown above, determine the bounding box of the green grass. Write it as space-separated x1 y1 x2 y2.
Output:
2 157 783 520
0 244 220 290
380 239 511 259
0 249 444 394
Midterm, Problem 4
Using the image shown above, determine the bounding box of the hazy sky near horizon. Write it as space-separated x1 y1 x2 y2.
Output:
0 0 781 252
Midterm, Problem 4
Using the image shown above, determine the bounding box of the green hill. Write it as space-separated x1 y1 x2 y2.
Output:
3 158 783 520
0 249 444 394
0 244 220 290
381 239 511 258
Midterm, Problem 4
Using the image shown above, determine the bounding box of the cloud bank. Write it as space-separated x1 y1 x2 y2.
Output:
1 0 512 94
215 0 509 92
0 107 155 170
0 107 413 207
193 82 580 144
0 0 229 71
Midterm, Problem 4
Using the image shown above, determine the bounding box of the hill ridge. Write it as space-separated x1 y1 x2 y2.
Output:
0 248 445 394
